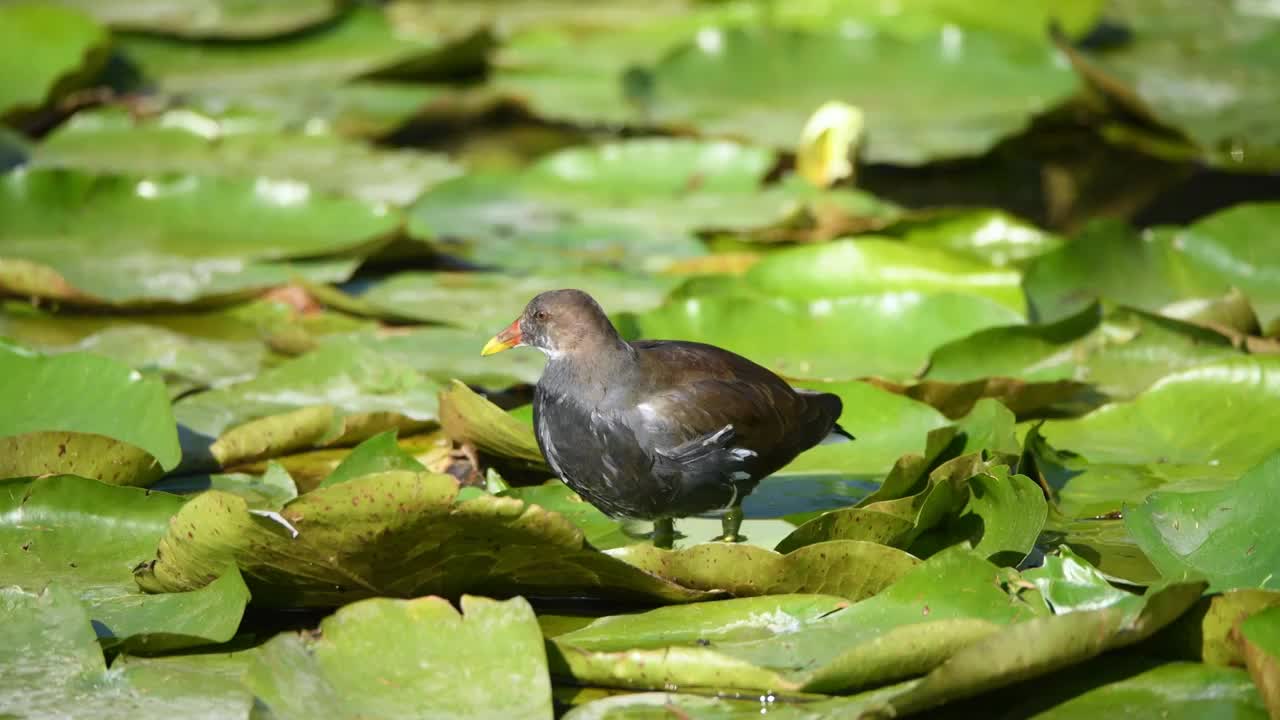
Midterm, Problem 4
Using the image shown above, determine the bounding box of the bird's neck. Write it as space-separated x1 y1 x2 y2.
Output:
542 336 637 402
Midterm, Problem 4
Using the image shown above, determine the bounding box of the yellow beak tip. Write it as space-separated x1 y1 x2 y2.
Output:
480 338 509 356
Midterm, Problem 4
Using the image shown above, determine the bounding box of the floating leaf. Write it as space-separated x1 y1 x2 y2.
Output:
439 380 547 471
135 470 712 605
246 595 553 720
318 430 427 489
36 107 460 206
551 547 1042 693
1070 0 1280 171
1023 547 1130 615
911 465 1048 567
1020 661 1267 719
321 326 546 389
154 462 299 510
356 270 675 331
174 340 440 467
118 5 489 94
0 169 393 305
408 139 887 272
610 540 919 599
1126 451 1280 592
0 3 107 118
0 347 179 483
892 209 1064 267
634 291 1022 380
0 475 248 652
47 0 340 38
641 27 1078 164
1236 607 1280 718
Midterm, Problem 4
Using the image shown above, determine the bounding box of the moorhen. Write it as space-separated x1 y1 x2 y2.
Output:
481 289 850 548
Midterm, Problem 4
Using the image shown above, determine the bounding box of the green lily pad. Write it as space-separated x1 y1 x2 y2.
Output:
640 27 1078 164
0 585 257 718
43 0 339 38
1040 356 1280 469
610 540 919 599
1126 450 1280 592
0 3 108 119
891 208 1064 267
318 430 426 489
135 470 712 605
1150 589 1280 667
0 347 180 483
1023 219 1231 325
439 380 547 471
326 326 546 389
246 595 553 720
744 238 1025 314
551 546 1042 693
845 581 1204 717
357 270 676 331
408 139 874 272
36 107 460 206
911 464 1048 567
153 462 299 510
1167 203 1280 332
1071 0 1280 171
633 290 1023 380
118 5 489 94
928 303 1246 401
0 475 248 652
1023 546 1130 614
0 168 393 305
1023 661 1267 719
502 480 632 550
1044 516 1162 587
1237 606 1280 718
174 339 440 466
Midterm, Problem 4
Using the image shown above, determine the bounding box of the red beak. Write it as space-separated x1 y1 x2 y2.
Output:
481 319 523 356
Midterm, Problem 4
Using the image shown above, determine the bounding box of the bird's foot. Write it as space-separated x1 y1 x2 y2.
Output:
652 518 676 549
715 505 744 543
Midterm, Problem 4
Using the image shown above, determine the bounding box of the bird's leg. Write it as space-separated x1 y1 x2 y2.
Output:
652 517 675 549
715 504 744 543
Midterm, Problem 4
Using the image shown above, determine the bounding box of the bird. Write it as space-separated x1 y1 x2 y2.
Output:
481 289 851 548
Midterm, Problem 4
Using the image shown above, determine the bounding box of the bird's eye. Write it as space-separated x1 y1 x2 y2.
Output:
534 310 549 321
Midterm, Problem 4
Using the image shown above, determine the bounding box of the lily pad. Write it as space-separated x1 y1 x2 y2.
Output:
1071 0 1280 171
0 3 108 119
1125 450 1280 592
1023 661 1267 719
610 540 920 599
45 0 339 38
744 237 1025 314
174 339 440 467
135 470 713 605
327 326 547 388
633 290 1023 380
439 380 547 471
318 430 426 489
246 595 554 720
356 270 676 331
1039 356 1280 469
640 27 1078 164
550 547 1043 693
153 462 299 510
911 464 1048 567
408 139 872 272
0 168 393 305
892 209 1064 267
36 107 460 206
0 585 256 718
118 5 489 94
0 347 180 483
1236 607 1280 718
0 475 248 652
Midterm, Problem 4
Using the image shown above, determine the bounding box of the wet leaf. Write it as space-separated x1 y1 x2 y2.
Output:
0 169 392 305
118 5 489 94
611 540 919 599
154 462 299 510
0 3 107 118
356 270 675 331
246 595 553 720
49 0 339 38
911 465 1048 567
634 290 1022 380
408 139 888 272
892 208 1064 267
1024 661 1266 719
642 27 1078 164
1126 451 1280 592
0 475 248 652
1149 590 1280 667
551 547 1042 693
318 430 427 489
1071 0 1280 171
439 380 547 470
0 347 179 483
321 326 547 388
174 339 440 467
1023 546 1130 615
1236 607 1280 718
36 107 460 206
135 470 712 605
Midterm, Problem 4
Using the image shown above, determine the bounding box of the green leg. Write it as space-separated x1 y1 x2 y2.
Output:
652 517 675 549
716 505 744 543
